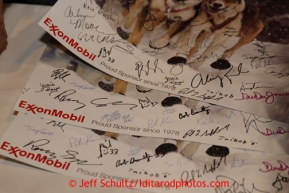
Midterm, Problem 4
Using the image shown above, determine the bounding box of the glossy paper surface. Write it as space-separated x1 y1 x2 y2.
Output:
13 43 289 154
0 113 289 193
38 0 289 123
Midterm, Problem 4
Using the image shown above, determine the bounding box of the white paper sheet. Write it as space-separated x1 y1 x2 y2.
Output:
38 0 289 123
13 42 289 154
0 112 288 193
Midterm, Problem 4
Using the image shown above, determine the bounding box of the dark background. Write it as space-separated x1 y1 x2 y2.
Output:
3 0 57 5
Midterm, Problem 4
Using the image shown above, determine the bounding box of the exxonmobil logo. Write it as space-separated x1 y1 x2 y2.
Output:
43 17 97 61
18 100 85 123
0 141 70 170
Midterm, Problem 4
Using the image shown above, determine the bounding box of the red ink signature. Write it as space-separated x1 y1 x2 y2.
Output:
262 127 289 136
235 91 289 104
259 160 289 175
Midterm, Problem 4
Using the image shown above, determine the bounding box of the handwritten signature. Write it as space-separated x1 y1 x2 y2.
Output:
54 89 86 110
115 152 159 167
183 124 230 139
69 134 102 148
265 67 289 78
70 82 95 90
259 160 289 175
90 98 137 110
272 173 289 192
231 157 257 169
181 156 227 181
135 59 164 78
142 48 166 56
51 69 71 82
240 81 272 92
179 106 210 119
138 97 158 109
261 127 289 136
239 112 273 134
191 63 249 88
235 91 289 104
215 175 269 193
24 125 53 136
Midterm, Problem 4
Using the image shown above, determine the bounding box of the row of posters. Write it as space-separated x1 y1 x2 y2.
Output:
1 0 288 192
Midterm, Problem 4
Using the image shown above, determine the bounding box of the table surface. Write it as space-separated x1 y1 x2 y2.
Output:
0 3 145 193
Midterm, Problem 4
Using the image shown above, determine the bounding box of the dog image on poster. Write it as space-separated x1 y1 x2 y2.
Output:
149 0 265 70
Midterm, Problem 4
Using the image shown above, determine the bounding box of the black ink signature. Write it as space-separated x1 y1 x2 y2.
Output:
253 42 270 56
47 120 66 132
191 63 249 88
190 52 221 64
138 97 158 109
161 75 184 86
60 150 102 165
242 42 277 69
35 82 60 96
115 152 159 167
215 175 269 193
54 89 86 111
179 106 210 119
239 112 273 134
135 59 164 78
78 32 95 42
218 136 257 145
265 67 289 78
272 173 289 192
142 13 159 31
142 48 166 56
98 36 135 56
23 139 56 159
183 124 230 138
181 156 227 181
97 2 119 23
98 139 118 158
90 98 137 110
240 81 273 92
64 6 95 19
51 69 70 82
178 88 224 101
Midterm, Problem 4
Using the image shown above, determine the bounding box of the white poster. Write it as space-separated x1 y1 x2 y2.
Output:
0 112 288 193
13 42 289 154
38 0 289 123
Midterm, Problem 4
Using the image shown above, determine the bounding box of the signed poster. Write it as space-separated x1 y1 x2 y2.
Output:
0 112 289 193
13 42 289 154
38 0 289 123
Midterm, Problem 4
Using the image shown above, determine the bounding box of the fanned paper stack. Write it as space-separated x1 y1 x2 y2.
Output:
1 0 289 192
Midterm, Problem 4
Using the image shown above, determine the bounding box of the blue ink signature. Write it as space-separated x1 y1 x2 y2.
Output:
162 107 177 115
24 125 53 136
70 82 95 90
128 146 142 156
101 111 121 123
196 116 219 126
225 110 237 119
69 134 102 148
231 157 257 169
122 114 134 123
147 116 174 129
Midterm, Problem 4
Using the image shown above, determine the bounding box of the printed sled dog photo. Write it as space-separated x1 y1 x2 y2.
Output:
95 0 288 70
91 0 289 125
150 0 266 70
114 0 203 47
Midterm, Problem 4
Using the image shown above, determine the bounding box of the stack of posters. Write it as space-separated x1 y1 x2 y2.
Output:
1 0 288 192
